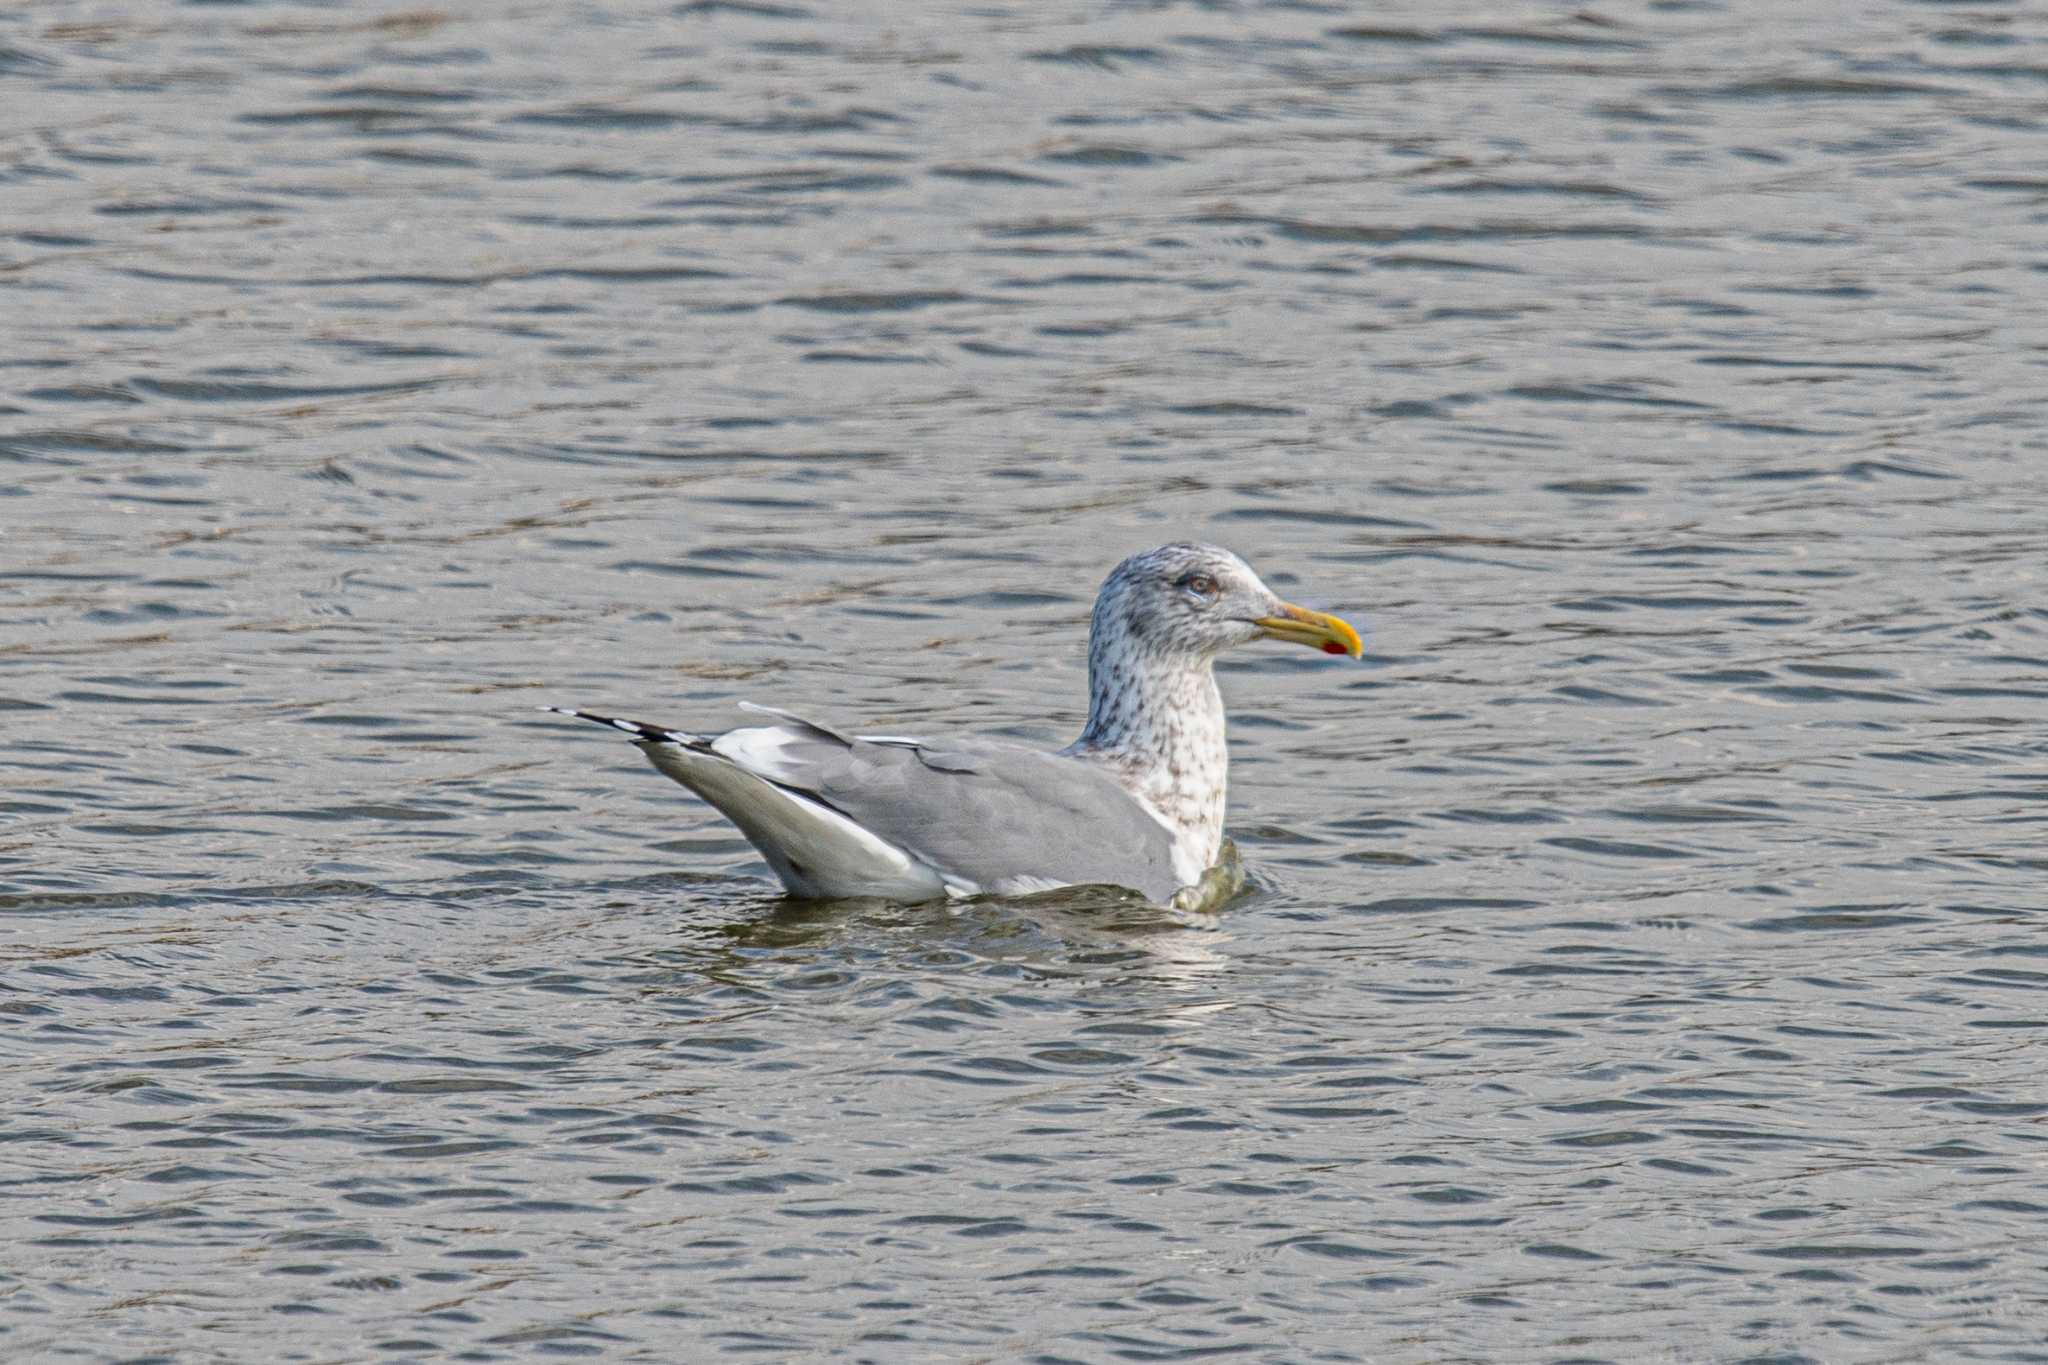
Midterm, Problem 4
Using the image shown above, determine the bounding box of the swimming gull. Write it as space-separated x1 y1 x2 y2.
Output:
545 543 1362 906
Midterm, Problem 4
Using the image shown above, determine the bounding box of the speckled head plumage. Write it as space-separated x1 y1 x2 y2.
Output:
1088 543 1279 663
1064 543 1364 883
1087 543 1363 668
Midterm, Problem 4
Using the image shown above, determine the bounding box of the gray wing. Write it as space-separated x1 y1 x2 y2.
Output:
714 705 1181 901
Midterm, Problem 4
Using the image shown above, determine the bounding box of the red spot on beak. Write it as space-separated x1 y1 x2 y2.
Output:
1321 641 1347 655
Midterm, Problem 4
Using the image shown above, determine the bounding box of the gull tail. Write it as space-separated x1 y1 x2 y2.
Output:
540 704 945 901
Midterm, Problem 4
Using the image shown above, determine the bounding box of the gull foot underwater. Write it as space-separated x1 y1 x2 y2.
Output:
544 543 1362 907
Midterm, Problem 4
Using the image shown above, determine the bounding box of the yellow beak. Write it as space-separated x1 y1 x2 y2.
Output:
1253 601 1364 659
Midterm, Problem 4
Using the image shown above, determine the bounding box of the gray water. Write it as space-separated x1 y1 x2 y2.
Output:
5 1 2048 1360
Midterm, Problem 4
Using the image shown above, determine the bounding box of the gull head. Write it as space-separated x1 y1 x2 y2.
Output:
1092 543 1364 665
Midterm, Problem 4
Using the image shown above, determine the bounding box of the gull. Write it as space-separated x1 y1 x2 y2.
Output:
545 543 1362 906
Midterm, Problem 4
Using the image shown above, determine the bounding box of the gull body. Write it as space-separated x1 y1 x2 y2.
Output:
547 543 1362 905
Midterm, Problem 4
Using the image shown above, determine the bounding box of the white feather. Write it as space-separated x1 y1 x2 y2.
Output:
641 742 944 900
709 725 812 786
988 874 1067 896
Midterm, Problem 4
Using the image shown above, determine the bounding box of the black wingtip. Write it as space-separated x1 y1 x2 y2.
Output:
540 705 688 744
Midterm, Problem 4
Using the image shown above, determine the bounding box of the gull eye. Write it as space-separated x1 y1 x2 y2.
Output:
1179 573 1220 606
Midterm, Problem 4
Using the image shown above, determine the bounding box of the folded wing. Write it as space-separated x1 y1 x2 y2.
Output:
547 705 1180 901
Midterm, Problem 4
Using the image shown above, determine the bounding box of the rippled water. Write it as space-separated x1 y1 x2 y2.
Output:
6 1 2048 1360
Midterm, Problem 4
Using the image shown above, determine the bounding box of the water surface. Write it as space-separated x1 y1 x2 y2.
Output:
5 1 2048 1360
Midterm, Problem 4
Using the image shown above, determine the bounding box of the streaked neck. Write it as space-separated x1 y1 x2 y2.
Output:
1066 643 1229 878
